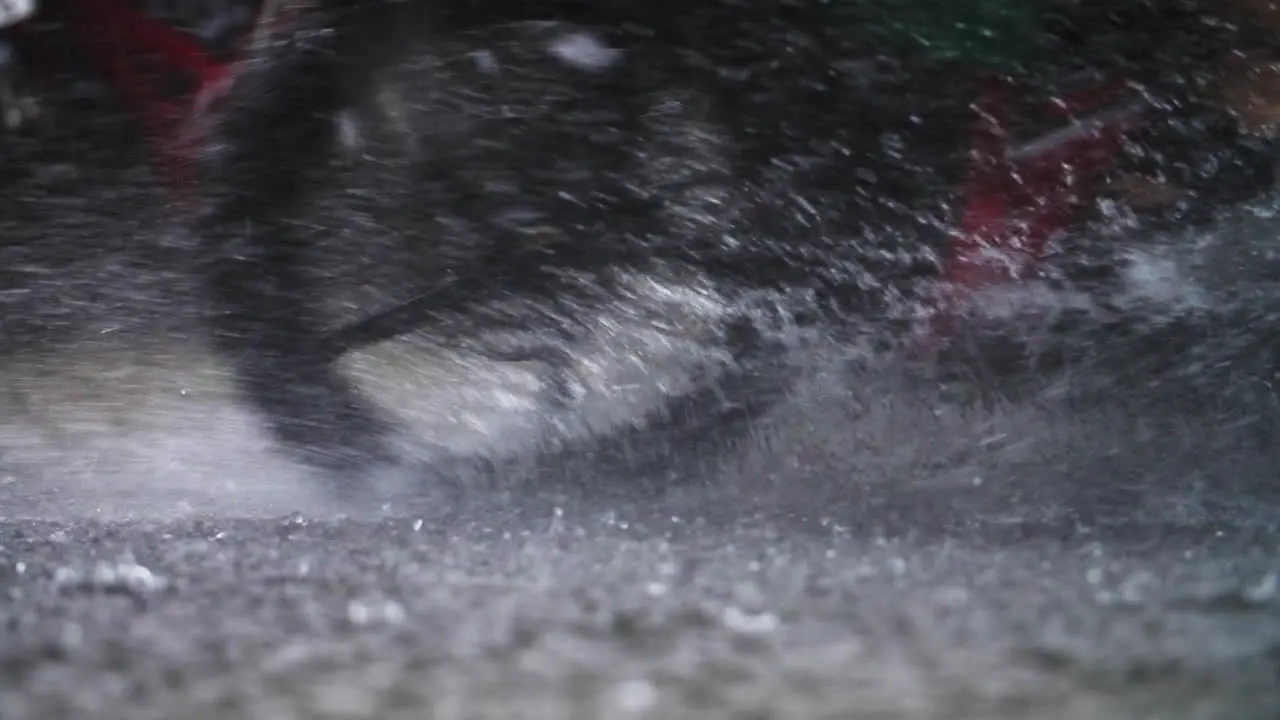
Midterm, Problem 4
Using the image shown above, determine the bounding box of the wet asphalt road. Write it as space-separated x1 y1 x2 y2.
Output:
2 350 1280 720
1 483 1278 720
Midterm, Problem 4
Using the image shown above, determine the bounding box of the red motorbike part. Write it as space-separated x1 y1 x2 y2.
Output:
930 75 1153 339
64 0 249 186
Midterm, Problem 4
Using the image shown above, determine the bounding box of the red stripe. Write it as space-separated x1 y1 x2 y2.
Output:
940 76 1150 316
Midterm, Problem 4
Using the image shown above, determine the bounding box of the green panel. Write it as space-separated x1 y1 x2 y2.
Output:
828 0 1054 69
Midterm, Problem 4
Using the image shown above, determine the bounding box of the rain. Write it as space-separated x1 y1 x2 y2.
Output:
0 1 1278 718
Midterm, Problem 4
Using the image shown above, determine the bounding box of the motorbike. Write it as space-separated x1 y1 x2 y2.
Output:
3 0 1276 494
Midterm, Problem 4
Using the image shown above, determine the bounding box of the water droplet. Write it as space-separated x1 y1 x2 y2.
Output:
1244 573 1277 603
277 512 309 540
346 597 407 627
611 678 658 714
888 557 907 576
722 606 779 635
54 561 168 595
